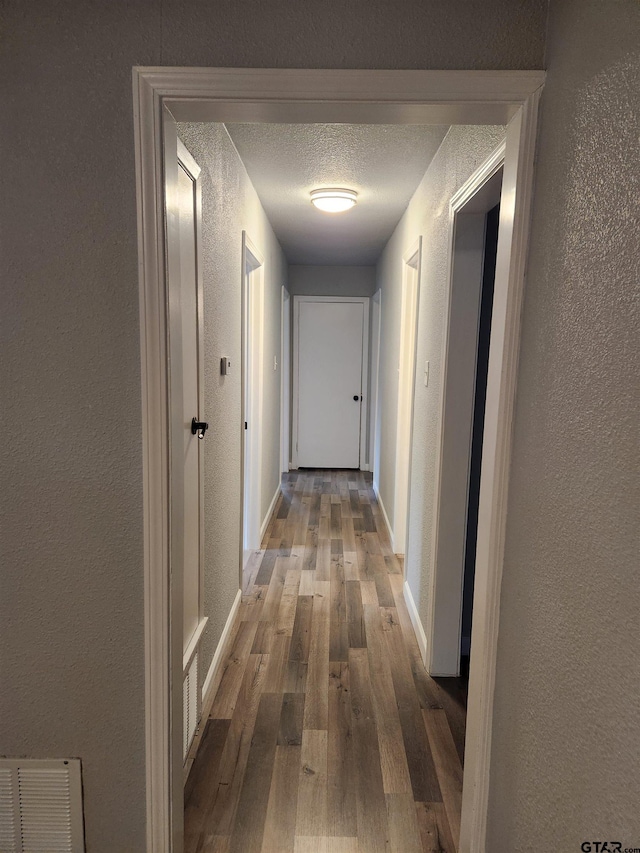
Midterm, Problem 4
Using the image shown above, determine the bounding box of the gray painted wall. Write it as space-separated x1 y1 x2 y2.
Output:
4 0 481 839
6 0 637 850
288 265 376 297
486 1 640 849
176 123 286 686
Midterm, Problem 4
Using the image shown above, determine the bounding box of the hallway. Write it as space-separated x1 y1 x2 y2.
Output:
184 470 466 853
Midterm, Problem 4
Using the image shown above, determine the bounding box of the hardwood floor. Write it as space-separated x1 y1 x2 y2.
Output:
185 470 467 853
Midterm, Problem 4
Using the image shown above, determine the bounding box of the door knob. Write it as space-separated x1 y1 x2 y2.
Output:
191 417 209 439
353 395 360 401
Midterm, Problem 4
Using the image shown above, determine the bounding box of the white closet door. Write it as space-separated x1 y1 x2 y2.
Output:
297 300 364 469
176 148 202 653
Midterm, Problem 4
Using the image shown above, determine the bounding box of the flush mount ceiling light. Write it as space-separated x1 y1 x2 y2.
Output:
310 187 357 213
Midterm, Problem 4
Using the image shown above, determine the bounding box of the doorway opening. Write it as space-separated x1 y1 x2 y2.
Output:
428 148 504 678
369 288 382 489
280 286 291 476
133 67 543 853
460 199 500 671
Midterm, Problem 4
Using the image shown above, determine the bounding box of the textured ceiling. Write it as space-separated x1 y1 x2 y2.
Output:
225 123 449 265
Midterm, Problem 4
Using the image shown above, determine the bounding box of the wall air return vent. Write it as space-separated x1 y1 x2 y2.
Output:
0 759 85 852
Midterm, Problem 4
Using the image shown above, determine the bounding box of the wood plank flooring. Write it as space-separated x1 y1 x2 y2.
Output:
185 470 467 853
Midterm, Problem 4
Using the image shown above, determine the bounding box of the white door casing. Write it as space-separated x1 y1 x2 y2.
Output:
393 240 422 556
241 233 264 558
370 289 382 487
292 296 369 470
280 287 291 474
428 147 505 678
133 68 544 853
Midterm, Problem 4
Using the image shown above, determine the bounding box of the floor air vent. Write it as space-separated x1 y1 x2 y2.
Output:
0 759 84 852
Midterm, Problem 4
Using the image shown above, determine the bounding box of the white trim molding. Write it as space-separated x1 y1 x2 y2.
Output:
374 482 395 554
427 141 506 678
260 484 282 542
241 232 265 554
393 237 422 557
369 288 382 485
201 588 242 709
459 92 542 853
403 580 428 666
450 140 506 211
280 287 291 476
132 66 544 853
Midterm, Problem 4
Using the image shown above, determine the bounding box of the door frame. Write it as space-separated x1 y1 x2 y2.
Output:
240 232 264 560
428 143 506 678
291 294 370 470
132 66 544 853
280 286 291 475
393 238 422 555
369 288 382 489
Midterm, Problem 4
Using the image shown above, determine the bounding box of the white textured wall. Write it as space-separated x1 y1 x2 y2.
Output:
288 265 376 297
486 1 640 848
375 127 505 620
0 0 560 848
176 123 287 679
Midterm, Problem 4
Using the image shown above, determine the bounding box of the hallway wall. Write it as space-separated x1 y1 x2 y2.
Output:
4 0 612 849
288 265 376 298
375 125 505 612
486 1 640 848
176 123 287 683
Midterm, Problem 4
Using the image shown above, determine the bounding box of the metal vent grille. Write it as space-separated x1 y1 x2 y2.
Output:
0 767 17 853
183 651 199 761
0 760 84 852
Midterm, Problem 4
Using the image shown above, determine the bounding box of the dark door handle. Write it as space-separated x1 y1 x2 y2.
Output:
191 417 209 439
353 395 360 401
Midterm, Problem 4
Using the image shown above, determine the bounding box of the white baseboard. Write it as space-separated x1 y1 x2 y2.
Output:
373 483 395 553
360 462 370 472
403 580 428 668
260 484 281 541
373 485 427 668
373 484 428 672
202 588 242 710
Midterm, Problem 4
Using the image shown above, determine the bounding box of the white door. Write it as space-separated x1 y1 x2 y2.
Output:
295 298 367 469
166 134 206 793
176 142 204 653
